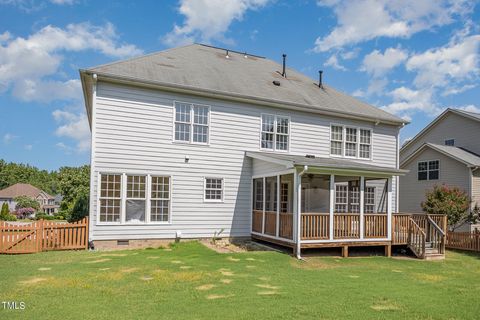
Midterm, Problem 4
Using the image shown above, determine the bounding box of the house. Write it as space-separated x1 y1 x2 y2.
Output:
0 183 59 215
80 44 444 258
400 108 480 231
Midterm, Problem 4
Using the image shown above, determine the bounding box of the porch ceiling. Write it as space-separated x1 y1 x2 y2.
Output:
246 151 408 176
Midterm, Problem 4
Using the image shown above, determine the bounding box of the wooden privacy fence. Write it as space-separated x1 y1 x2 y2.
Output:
447 231 480 252
0 217 89 254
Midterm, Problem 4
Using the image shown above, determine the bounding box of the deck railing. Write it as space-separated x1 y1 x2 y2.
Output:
408 219 426 258
279 213 293 239
301 213 329 240
364 214 388 238
392 214 410 244
333 214 360 239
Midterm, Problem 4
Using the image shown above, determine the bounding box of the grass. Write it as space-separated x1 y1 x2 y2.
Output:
1 242 480 319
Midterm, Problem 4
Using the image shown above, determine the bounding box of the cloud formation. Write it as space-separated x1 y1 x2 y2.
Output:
163 0 271 46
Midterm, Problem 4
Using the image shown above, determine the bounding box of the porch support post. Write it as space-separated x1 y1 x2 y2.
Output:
276 175 280 238
329 174 335 241
360 176 365 240
262 177 266 235
387 177 393 240
293 171 299 256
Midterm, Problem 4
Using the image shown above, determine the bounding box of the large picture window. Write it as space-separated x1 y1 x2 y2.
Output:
174 102 210 144
330 125 371 159
418 160 439 181
98 173 171 224
261 114 289 151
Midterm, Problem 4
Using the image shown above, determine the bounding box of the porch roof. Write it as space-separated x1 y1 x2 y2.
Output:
246 151 408 176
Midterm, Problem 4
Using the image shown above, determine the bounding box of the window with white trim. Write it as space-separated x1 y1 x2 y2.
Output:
174 102 209 144
126 175 146 223
205 178 223 202
330 125 343 155
151 176 170 222
349 186 360 213
335 185 348 213
445 139 455 146
99 174 122 222
418 160 439 181
253 178 263 210
330 125 371 159
364 187 375 213
261 114 289 151
98 173 171 224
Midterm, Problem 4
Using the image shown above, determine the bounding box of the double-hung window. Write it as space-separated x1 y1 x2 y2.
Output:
174 102 209 144
335 185 348 213
364 187 375 213
99 174 122 222
261 114 289 151
330 125 371 159
204 178 223 202
98 173 171 224
418 160 439 181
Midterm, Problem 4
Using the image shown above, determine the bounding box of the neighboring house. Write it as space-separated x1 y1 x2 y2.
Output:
80 44 410 256
400 108 480 231
0 183 59 215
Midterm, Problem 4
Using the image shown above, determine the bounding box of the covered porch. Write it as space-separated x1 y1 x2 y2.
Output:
247 151 408 258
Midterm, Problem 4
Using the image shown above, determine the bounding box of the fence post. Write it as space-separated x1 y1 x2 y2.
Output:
0 221 3 253
36 220 43 252
85 217 89 250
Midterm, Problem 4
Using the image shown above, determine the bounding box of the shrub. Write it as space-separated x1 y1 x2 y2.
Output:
68 194 89 222
16 207 36 219
421 185 470 230
35 213 55 221
1 202 10 215
14 196 40 211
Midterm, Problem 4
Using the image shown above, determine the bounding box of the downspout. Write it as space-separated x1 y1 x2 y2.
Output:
296 165 308 259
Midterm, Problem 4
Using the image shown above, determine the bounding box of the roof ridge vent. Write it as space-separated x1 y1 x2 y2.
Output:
225 50 230 59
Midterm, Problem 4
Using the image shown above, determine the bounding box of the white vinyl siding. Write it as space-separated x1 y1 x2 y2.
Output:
90 81 399 240
261 114 289 151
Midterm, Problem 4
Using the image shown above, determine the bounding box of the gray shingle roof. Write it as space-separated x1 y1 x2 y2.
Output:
85 44 405 125
425 143 480 167
246 151 407 175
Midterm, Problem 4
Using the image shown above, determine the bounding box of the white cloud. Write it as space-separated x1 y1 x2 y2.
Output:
49 0 76 4
53 109 90 152
0 23 142 102
381 86 436 116
314 0 474 52
456 104 480 113
24 144 32 150
441 84 476 96
406 34 480 88
361 47 408 77
324 54 347 71
2 133 17 144
163 0 271 46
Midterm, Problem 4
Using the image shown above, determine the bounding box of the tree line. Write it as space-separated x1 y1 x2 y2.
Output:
0 160 90 221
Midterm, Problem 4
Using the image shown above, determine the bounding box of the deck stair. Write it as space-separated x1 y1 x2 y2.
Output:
407 215 446 260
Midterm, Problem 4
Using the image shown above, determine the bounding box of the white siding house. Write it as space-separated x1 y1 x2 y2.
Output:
81 44 407 255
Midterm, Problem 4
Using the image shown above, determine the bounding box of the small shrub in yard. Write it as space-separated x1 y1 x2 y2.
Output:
422 184 470 230
16 207 35 219
35 213 55 221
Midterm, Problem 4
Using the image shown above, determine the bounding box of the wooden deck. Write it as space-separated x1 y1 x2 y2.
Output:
251 211 447 258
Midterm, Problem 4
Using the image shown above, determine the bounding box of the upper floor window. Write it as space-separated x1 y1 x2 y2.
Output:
445 139 455 146
330 125 371 159
174 102 209 144
418 160 439 181
261 114 289 151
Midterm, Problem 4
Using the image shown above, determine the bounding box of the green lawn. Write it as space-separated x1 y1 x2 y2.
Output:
1 242 479 319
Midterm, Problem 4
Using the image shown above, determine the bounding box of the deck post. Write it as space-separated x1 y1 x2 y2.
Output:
276 175 280 238
329 174 335 241
387 177 393 241
262 177 266 235
342 245 348 258
360 176 365 240
293 170 299 257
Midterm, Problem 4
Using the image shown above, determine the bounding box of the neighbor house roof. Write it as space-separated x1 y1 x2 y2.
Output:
0 183 53 200
401 108 480 152
246 151 407 176
402 143 480 168
80 44 405 126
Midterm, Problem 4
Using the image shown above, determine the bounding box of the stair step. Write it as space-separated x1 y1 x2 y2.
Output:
424 254 445 261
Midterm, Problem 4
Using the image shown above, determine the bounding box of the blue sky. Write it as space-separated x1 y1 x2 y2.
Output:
0 0 479 171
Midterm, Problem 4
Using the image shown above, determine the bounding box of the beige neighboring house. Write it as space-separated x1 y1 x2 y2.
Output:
0 183 59 215
400 108 480 231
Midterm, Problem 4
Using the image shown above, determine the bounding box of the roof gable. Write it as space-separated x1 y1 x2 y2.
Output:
0 183 53 199
81 44 404 125
402 143 480 167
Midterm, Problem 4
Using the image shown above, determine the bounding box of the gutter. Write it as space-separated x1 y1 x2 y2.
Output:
79 70 406 127
296 165 308 260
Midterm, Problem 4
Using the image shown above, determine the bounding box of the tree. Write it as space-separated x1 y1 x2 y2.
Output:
1 202 9 215
68 194 89 222
58 165 90 218
0 160 58 194
14 196 40 211
421 185 470 230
